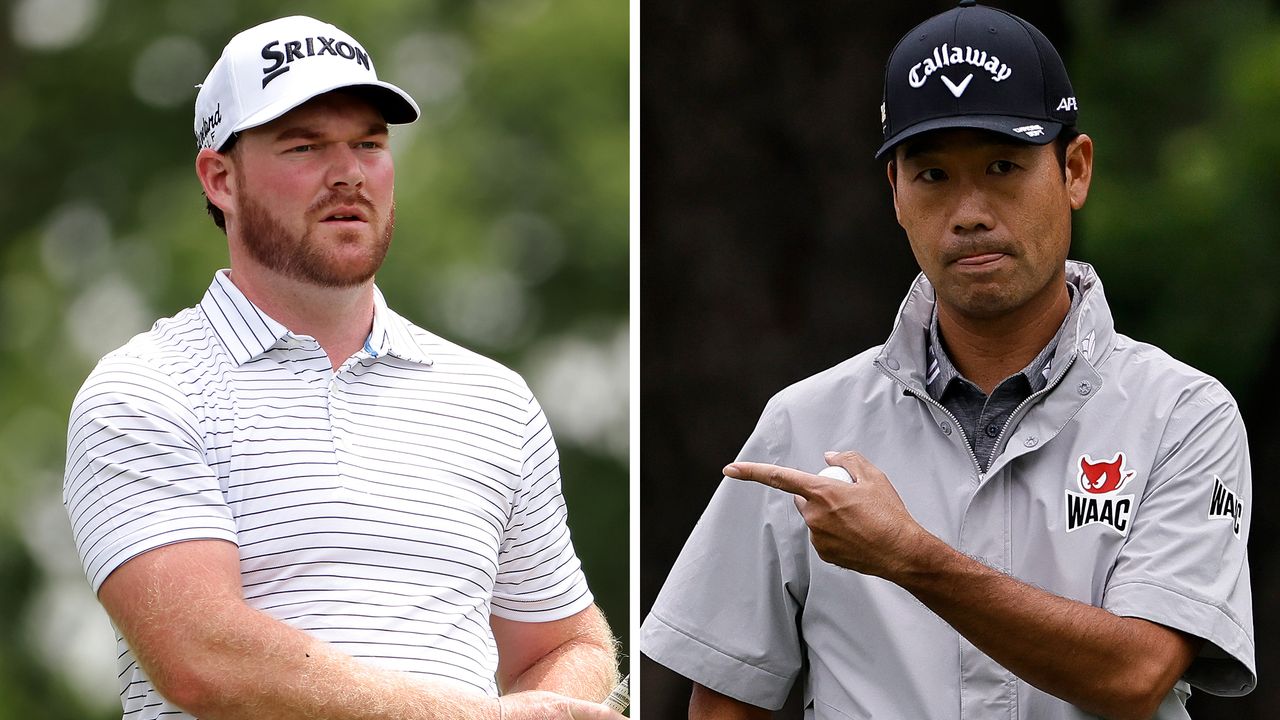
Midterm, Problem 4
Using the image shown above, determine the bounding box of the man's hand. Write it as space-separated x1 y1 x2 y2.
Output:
500 690 627 719
723 450 928 579
724 450 1201 719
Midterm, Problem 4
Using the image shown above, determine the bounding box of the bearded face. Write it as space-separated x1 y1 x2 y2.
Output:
235 182 395 288
220 91 399 289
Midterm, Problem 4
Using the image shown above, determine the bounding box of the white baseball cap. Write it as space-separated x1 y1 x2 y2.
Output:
194 15 420 152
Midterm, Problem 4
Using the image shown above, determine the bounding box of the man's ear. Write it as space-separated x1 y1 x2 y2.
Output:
196 148 238 219
1065 133 1093 211
886 160 903 225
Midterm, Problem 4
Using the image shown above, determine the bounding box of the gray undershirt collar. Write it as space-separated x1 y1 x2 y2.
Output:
925 282 1080 471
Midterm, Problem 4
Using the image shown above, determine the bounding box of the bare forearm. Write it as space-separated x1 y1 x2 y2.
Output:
146 600 499 720
166 603 625 720
505 632 618 701
103 541 620 720
690 683 771 720
493 604 620 702
892 532 1195 720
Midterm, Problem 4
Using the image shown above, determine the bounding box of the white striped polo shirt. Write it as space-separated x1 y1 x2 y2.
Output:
64 270 593 719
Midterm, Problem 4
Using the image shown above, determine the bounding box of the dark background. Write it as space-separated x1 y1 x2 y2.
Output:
640 0 1280 717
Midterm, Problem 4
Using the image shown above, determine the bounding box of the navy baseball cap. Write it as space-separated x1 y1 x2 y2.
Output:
876 0 1077 159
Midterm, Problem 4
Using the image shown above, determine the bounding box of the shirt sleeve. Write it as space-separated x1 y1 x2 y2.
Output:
640 396 810 710
1102 382 1255 696
490 394 594 621
63 353 237 593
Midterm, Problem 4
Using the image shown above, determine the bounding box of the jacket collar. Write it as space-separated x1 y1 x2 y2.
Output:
877 260 1117 394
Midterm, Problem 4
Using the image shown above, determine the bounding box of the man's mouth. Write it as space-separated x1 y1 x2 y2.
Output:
954 252 1006 267
320 206 368 223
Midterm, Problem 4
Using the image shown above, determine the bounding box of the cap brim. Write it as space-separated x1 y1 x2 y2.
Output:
225 80 420 147
875 115 1064 160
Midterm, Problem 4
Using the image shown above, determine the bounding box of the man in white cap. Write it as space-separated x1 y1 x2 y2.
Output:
64 16 623 720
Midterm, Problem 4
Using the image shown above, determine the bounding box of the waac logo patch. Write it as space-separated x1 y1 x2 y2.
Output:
1207 476 1243 538
1065 453 1136 536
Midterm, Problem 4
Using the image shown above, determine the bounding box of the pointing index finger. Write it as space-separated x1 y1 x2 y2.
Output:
724 462 822 499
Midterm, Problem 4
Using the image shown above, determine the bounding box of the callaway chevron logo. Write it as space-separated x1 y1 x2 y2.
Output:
940 74 972 98
907 43 1013 97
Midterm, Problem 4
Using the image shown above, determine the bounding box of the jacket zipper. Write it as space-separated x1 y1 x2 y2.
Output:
876 351 1079 481
878 363 985 479
987 352 1078 470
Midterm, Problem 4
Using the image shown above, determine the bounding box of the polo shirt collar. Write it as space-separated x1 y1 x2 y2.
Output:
367 286 434 366
199 271 433 367
200 270 290 366
924 281 1080 400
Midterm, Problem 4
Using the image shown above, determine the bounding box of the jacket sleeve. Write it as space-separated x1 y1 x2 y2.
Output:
1102 381 1255 696
639 395 811 710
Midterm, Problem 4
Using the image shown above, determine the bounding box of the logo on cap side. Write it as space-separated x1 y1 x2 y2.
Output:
260 36 373 89
1056 97 1078 112
196 103 223 150
908 43 1012 89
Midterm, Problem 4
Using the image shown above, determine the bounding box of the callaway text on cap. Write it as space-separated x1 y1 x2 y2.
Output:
877 0 1077 159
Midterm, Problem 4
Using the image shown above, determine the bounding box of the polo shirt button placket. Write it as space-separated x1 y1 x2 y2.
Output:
327 355 346 478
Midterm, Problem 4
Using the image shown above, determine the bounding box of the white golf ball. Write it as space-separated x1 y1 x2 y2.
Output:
817 465 854 483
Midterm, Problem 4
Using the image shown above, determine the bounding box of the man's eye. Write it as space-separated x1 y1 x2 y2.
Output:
289 144 315 153
357 141 384 150
989 160 1017 174
917 168 947 182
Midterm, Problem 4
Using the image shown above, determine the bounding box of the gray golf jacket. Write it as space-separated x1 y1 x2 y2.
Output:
642 261 1254 719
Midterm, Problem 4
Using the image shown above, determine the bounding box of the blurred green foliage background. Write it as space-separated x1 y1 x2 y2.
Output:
1073 0 1280 394
0 0 627 716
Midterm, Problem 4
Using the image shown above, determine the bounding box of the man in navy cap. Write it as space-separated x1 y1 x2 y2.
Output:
641 2 1255 718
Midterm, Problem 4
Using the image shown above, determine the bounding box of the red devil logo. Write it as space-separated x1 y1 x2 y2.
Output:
1078 453 1135 494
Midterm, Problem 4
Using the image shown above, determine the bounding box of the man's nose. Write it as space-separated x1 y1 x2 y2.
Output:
327 145 366 187
951 183 995 233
